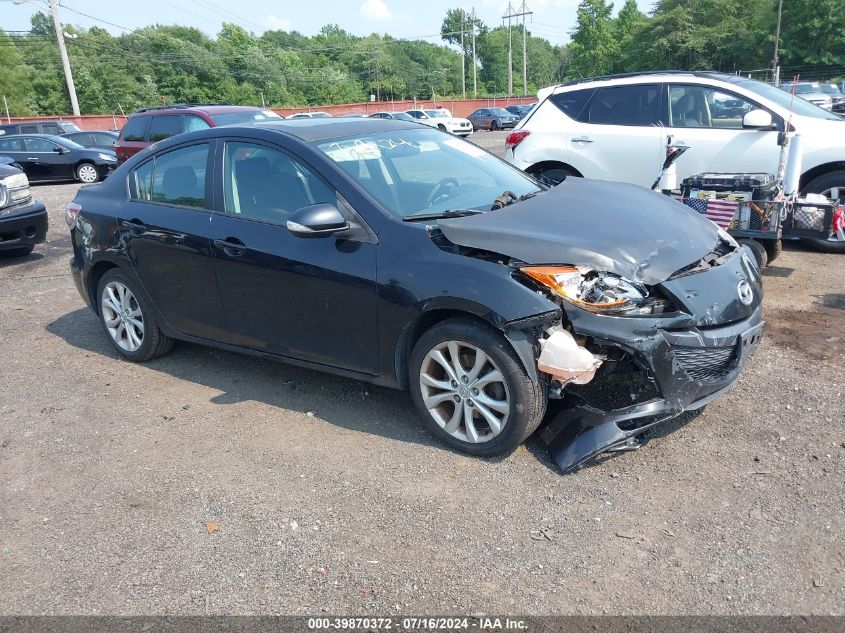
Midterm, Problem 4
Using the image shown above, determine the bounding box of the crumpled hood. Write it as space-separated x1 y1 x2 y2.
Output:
437 177 721 285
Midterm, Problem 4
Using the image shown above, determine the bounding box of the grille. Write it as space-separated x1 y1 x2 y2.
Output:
673 346 736 381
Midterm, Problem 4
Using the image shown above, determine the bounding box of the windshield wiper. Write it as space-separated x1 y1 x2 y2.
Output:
403 209 485 222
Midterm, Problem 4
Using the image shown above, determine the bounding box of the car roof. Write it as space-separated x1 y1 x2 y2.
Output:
2 133 65 140
131 104 265 116
551 70 743 92
235 118 421 142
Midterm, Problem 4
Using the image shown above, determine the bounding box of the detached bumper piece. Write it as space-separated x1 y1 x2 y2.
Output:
541 313 764 474
0 200 48 251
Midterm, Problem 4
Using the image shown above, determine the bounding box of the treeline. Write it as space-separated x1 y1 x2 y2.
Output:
0 0 843 117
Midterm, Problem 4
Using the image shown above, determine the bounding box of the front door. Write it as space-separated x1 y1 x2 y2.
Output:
121 141 228 340
662 83 782 182
22 137 75 180
209 139 378 374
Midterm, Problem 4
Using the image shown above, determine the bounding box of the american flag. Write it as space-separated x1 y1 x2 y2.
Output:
684 198 740 228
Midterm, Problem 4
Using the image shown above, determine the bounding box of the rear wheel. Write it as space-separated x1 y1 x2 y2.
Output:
410 318 546 457
764 239 782 264
97 269 173 362
531 164 579 187
76 162 99 183
738 238 768 268
801 170 845 253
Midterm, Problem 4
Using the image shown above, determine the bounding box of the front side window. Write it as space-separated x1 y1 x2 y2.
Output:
317 128 539 218
150 143 208 208
584 84 660 126
148 116 185 142
223 141 335 224
20 125 39 133
122 116 149 142
25 138 59 152
668 85 755 129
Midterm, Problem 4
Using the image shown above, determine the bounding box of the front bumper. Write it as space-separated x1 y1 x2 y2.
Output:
0 199 48 251
542 307 764 473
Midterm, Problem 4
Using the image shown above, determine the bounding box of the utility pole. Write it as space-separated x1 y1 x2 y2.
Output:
772 0 783 86
49 0 80 116
503 1 532 98
460 9 466 99
470 7 477 98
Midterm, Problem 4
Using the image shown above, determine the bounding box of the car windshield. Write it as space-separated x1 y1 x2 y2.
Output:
424 110 449 118
736 79 840 120
55 137 85 150
820 84 842 95
61 122 81 132
793 84 818 94
209 110 283 126
311 112 331 118
317 128 540 218
392 112 415 121
489 108 511 116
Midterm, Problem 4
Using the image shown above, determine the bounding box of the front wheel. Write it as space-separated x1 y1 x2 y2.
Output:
97 269 173 361
410 318 546 457
801 170 845 253
76 162 100 183
490 121 498 131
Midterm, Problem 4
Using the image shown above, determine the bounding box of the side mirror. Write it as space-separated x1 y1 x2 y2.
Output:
53 146 67 154
287 203 349 238
742 109 773 129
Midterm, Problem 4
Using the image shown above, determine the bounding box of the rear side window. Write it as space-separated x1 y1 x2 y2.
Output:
549 88 595 121
148 115 185 142
151 143 209 208
122 116 149 142
93 133 116 146
41 123 60 134
583 84 661 126
20 124 39 133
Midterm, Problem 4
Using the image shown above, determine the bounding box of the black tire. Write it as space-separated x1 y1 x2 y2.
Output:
801 169 845 253
738 238 768 268
76 162 100 183
764 239 782 264
409 318 547 457
437 123 447 132
96 268 173 362
490 120 498 131
0 245 34 258
532 164 578 187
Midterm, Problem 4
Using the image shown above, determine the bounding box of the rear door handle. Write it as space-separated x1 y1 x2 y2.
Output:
571 137 594 143
214 237 246 256
27 157 39 160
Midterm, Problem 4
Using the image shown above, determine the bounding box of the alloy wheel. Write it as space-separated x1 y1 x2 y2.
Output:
419 340 510 444
101 281 144 352
78 164 98 183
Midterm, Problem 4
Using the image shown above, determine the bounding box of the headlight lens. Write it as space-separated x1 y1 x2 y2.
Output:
0 183 7 208
520 266 673 315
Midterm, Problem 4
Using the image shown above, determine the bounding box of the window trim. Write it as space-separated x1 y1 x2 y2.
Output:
127 140 214 211
661 82 783 131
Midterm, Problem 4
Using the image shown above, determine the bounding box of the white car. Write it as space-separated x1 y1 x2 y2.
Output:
406 109 473 137
506 71 845 251
287 112 332 119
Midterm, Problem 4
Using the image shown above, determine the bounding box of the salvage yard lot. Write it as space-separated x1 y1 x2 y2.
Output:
1 137 843 614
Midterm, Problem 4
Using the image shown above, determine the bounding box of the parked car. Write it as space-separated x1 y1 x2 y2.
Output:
287 112 332 119
337 113 366 118
0 120 81 136
66 118 763 472
0 162 47 258
404 109 473 136
369 111 417 122
467 107 520 131
506 71 845 252
818 82 845 113
506 104 535 119
0 134 117 183
114 104 283 163
60 130 119 151
779 82 833 111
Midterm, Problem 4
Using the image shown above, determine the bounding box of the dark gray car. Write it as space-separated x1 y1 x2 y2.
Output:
467 107 521 131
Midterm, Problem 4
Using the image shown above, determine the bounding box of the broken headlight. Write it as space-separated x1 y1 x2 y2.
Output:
520 266 673 315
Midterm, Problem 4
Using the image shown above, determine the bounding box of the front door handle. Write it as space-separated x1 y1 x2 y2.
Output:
571 136 594 143
214 237 246 256
27 157 39 160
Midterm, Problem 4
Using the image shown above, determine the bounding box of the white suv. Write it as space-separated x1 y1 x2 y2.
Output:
506 71 845 251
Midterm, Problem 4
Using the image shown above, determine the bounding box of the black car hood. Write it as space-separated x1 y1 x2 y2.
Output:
437 177 721 285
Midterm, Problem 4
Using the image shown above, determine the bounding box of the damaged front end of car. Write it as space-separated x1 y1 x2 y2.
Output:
437 178 765 473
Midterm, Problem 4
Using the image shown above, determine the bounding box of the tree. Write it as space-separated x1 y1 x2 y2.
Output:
613 0 646 72
568 0 619 78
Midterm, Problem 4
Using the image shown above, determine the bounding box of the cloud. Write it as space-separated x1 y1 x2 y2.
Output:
263 14 292 31
359 0 392 21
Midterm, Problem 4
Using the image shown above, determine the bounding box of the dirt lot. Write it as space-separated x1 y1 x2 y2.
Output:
1 143 843 615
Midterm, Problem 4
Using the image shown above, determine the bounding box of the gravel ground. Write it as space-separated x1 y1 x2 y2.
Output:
1 144 843 616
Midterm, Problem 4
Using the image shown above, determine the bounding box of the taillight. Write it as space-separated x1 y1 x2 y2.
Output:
65 202 81 228
505 129 530 150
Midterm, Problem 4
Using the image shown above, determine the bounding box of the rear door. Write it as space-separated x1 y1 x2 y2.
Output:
121 141 227 339
662 83 781 181
563 83 664 187
208 137 378 373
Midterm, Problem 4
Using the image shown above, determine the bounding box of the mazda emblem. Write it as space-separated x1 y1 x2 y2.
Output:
737 280 754 306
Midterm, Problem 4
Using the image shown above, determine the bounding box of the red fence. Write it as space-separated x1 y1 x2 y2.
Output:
4 97 538 131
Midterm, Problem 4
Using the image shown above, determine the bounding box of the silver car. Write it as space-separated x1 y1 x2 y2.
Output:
780 82 833 111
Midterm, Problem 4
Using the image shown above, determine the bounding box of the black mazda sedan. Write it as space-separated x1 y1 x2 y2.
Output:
66 119 763 472
0 134 117 183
